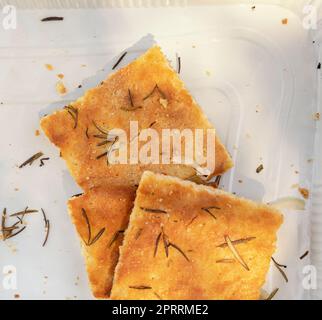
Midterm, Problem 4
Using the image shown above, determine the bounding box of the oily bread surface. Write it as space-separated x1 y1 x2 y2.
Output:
111 171 283 300
41 46 233 190
68 186 136 299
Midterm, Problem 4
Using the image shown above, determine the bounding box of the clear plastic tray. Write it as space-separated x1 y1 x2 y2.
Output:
0 0 321 300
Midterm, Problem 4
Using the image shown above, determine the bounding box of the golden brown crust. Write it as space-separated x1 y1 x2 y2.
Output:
67 186 136 299
111 172 283 300
41 46 233 190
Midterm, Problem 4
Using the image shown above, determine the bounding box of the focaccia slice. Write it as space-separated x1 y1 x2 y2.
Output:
67 186 136 299
111 171 283 300
41 46 233 190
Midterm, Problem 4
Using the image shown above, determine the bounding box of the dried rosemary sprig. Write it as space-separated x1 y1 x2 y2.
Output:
153 291 162 300
85 127 89 139
201 206 220 220
168 242 190 262
140 207 167 214
41 16 64 22
300 251 309 260
214 175 222 188
121 89 142 111
162 228 170 257
72 193 83 198
1 208 8 239
81 208 105 246
135 228 143 240
271 257 288 283
39 157 50 167
216 259 235 264
41 208 50 247
64 105 78 129
224 235 249 271
154 227 189 262
129 285 152 290
19 152 44 168
10 208 38 217
92 120 108 135
108 230 125 248
5 226 26 240
98 136 119 163
177 54 181 74
143 84 166 101
96 151 107 160
154 232 162 257
112 52 127 70
256 164 264 174
186 215 198 227
271 257 287 269
266 288 279 300
217 236 256 248
2 208 27 240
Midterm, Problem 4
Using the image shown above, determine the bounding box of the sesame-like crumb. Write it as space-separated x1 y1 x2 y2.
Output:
56 81 67 95
45 64 53 71
299 188 309 199
282 18 288 25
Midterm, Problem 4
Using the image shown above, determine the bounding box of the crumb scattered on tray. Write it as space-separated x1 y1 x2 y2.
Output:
298 187 309 200
14 293 20 299
45 64 53 71
282 18 288 25
57 73 64 79
313 112 320 121
35 129 40 136
56 81 67 95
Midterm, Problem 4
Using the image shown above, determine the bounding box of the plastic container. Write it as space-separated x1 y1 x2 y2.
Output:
0 0 321 300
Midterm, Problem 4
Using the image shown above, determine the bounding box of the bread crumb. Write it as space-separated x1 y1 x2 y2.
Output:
313 112 320 121
14 293 20 299
35 129 40 136
282 18 288 25
45 64 53 71
56 81 67 95
299 188 309 199
57 73 64 79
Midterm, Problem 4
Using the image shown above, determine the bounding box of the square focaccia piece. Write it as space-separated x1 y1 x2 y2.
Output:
41 46 233 190
68 186 136 299
111 171 283 300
